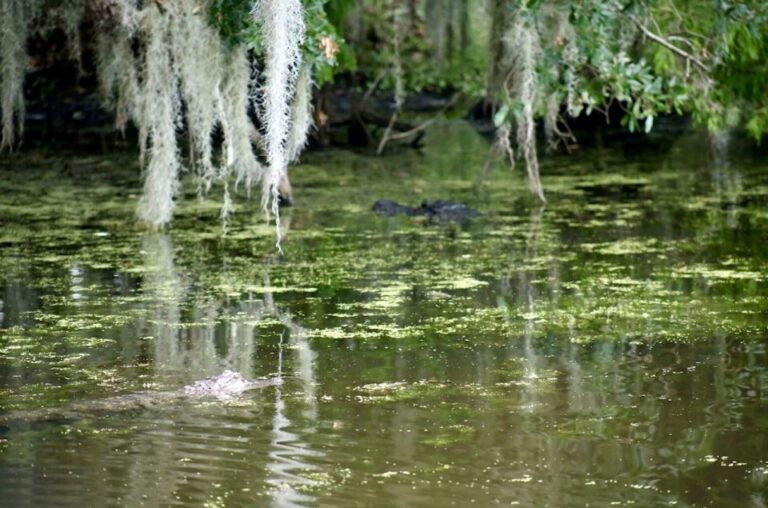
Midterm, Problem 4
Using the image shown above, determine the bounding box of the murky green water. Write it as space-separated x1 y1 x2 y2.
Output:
1 123 767 507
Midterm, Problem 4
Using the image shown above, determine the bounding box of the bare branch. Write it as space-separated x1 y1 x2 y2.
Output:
376 112 398 155
386 94 460 141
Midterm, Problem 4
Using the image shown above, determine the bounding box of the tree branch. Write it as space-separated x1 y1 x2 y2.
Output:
386 94 460 141
630 16 710 73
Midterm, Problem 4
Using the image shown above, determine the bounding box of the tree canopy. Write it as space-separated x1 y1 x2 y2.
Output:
1 0 766 228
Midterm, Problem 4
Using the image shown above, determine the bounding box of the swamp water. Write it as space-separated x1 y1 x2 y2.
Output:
0 123 767 507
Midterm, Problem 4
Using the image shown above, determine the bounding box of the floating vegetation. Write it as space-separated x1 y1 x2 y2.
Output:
352 380 463 404
421 424 475 447
1 124 768 507
580 238 668 256
671 264 765 282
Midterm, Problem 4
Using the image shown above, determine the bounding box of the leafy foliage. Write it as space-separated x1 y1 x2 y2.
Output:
208 0 347 82
208 0 256 48
303 0 768 141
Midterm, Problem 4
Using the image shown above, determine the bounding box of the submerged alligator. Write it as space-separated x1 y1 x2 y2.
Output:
372 199 478 223
1 370 282 424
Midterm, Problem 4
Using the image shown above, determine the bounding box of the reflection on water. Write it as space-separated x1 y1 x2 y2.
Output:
140 233 267 381
267 333 321 507
0 123 767 506
140 236 323 506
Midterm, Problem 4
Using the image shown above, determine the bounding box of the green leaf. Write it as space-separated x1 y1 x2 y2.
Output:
644 115 654 133
494 105 510 128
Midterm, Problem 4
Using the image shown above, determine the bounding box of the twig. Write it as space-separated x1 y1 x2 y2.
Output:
557 117 578 153
376 112 399 154
630 16 709 72
667 35 696 51
350 72 386 147
385 94 461 141
376 94 460 153
361 71 385 108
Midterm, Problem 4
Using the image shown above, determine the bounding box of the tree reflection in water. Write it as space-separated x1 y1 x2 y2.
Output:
134 234 323 506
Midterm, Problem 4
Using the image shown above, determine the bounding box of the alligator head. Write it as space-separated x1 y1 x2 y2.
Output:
182 370 283 400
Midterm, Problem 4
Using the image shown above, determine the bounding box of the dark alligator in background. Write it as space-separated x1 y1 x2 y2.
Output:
372 199 479 223
0 370 282 425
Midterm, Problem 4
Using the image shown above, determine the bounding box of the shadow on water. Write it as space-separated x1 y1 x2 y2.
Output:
0 122 767 506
